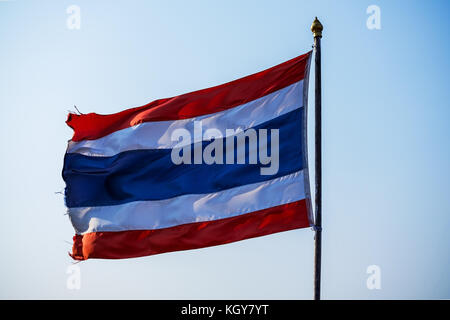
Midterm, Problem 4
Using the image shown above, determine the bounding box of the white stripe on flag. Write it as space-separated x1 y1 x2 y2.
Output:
68 170 306 234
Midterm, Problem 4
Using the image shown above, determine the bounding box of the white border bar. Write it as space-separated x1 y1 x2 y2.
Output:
69 170 306 234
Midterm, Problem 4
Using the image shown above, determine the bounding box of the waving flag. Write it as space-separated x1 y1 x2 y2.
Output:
63 51 313 260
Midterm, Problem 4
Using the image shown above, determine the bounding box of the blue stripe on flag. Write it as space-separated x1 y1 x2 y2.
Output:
63 108 305 208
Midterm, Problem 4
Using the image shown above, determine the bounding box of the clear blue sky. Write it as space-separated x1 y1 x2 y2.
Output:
0 0 449 299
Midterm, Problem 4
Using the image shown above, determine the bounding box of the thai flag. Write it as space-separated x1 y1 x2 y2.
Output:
63 51 313 260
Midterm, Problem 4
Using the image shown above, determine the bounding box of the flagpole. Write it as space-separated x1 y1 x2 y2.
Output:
311 17 323 301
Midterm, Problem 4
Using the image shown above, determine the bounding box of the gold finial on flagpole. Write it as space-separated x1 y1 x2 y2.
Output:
311 17 323 38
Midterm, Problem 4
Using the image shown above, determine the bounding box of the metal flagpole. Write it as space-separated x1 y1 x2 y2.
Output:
311 17 323 301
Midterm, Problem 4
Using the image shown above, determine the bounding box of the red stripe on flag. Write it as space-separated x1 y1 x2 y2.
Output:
67 52 311 142
70 199 310 260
